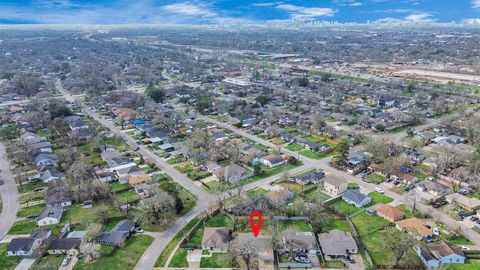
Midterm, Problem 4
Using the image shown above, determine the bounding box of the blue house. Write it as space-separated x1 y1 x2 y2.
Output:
416 240 465 268
342 189 371 207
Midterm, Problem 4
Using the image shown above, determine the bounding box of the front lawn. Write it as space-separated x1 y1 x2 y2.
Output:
20 192 45 204
17 181 44 193
75 235 153 270
34 254 64 269
285 143 303 152
365 173 385 184
16 203 46 218
367 192 393 205
0 243 19 270
299 150 331 160
116 190 140 203
8 219 37 235
444 259 480 270
167 156 185 165
169 248 188 268
200 253 232 268
247 188 268 197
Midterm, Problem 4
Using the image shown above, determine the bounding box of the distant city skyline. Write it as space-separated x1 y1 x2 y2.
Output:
0 0 480 25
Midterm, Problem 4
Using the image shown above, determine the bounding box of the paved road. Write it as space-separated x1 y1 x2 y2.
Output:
0 142 20 241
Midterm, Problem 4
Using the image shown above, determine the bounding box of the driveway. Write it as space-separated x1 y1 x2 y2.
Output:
15 258 35 270
58 256 78 270
0 141 20 241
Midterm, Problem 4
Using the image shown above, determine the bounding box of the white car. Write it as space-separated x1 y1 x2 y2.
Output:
62 257 71 266
433 228 440 236
461 246 471 251
374 187 384 194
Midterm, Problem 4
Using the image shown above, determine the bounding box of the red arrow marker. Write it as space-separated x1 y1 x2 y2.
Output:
250 210 262 238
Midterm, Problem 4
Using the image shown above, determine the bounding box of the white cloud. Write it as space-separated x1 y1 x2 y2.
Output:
160 3 217 18
276 4 336 19
405 12 435 22
473 0 480 9
252 2 277 7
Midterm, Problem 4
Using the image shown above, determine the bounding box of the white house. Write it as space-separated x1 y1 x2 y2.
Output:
37 205 63 226
259 155 286 168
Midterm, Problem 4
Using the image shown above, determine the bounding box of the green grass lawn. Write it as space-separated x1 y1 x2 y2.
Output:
279 220 311 232
305 189 331 202
167 156 185 165
412 171 428 181
111 182 132 193
324 260 346 268
155 218 200 267
8 219 37 235
285 143 303 151
443 259 480 270
34 254 64 269
365 173 385 184
299 149 331 160
0 243 19 270
16 203 46 218
116 190 140 203
17 181 44 194
367 192 393 205
350 211 390 236
169 248 188 268
247 188 268 197
200 253 232 268
321 218 350 233
75 235 153 270
20 192 45 204
330 200 364 216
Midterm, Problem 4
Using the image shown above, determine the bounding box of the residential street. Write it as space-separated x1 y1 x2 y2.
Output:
0 141 20 241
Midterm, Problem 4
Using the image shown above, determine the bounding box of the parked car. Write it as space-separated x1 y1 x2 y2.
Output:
26 214 39 219
347 255 355 263
134 228 144 234
470 216 479 222
461 246 471 251
62 257 71 266
374 187 384 194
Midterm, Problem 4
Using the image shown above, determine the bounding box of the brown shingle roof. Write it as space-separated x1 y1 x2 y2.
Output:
377 205 404 220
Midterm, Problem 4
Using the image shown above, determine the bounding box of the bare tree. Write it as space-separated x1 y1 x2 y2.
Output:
229 234 258 270
384 227 417 266
80 241 100 262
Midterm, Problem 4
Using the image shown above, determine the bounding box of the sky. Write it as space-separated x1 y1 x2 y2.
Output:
0 0 479 25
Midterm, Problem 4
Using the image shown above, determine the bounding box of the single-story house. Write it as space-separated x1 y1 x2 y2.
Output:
318 229 358 259
416 180 452 197
396 218 433 240
259 155 286 168
128 173 151 185
323 175 348 196
377 205 405 222
342 189 371 208
445 193 480 211
8 228 51 257
390 172 417 185
416 240 465 268
201 227 230 253
214 164 252 182
290 170 325 185
37 205 64 226
48 238 81 255
95 167 113 182
280 231 319 254
98 219 136 246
